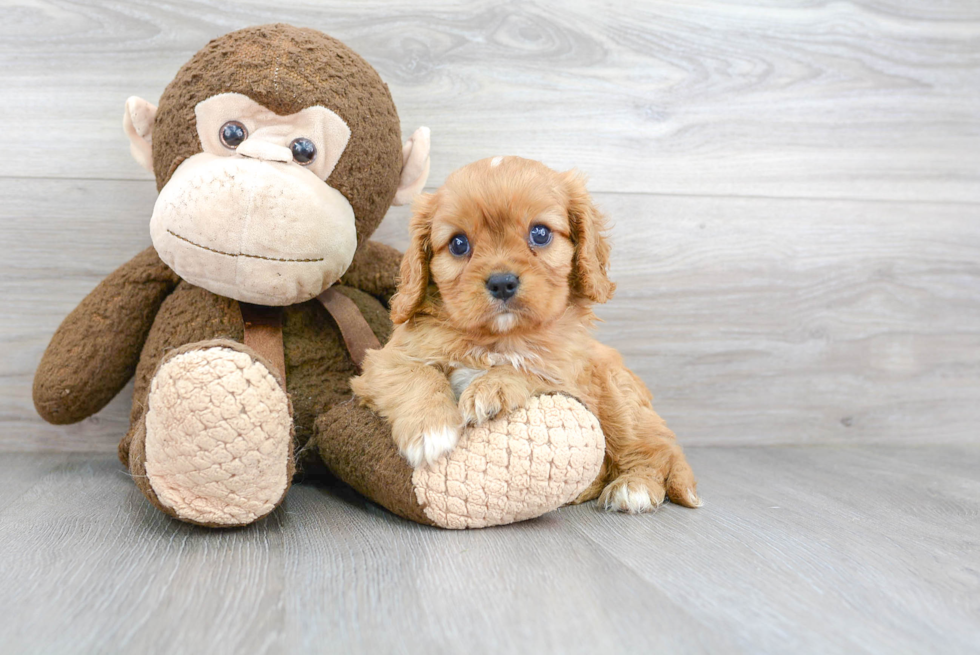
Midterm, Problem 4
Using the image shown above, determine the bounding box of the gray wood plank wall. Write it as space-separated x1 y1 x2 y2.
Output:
2 0 978 451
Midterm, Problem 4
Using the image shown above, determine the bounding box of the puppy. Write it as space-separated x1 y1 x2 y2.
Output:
351 156 700 513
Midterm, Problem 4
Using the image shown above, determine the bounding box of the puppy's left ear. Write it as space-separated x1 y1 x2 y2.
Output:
390 192 437 324
562 170 615 304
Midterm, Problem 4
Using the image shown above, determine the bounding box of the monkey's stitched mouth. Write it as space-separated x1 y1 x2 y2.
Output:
166 229 325 263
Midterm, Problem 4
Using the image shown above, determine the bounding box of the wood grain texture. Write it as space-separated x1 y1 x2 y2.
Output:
0 446 977 654
0 0 978 201
2 5 976 651
3 178 977 450
1 0 978 451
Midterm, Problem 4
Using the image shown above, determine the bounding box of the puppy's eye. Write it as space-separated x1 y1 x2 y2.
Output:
529 224 553 247
219 121 247 149
449 234 471 257
290 137 317 165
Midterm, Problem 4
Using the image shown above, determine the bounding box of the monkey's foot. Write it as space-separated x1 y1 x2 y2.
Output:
138 341 294 527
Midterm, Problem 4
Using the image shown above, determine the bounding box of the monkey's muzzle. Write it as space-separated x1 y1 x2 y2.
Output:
150 154 357 306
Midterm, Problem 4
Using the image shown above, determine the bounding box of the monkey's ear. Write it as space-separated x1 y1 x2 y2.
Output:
123 96 158 173
389 192 437 324
392 127 431 206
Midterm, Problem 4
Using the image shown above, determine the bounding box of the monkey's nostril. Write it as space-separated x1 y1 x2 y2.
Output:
486 273 520 300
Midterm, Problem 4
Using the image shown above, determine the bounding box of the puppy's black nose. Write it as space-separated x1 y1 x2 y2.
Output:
486 272 520 300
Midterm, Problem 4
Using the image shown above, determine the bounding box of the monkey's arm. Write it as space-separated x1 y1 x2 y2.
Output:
339 240 403 305
33 246 181 425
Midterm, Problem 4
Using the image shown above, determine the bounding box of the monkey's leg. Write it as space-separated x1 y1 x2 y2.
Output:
126 339 295 527
313 394 605 529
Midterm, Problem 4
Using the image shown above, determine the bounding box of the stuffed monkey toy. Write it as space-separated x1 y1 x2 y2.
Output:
34 25 604 529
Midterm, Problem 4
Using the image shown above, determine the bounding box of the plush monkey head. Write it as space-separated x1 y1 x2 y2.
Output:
123 24 430 305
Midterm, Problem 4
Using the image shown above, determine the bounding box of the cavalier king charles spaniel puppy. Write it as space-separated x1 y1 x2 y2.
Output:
351 156 700 513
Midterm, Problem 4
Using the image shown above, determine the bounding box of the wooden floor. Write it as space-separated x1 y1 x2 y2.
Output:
2 1 978 653
1 445 978 654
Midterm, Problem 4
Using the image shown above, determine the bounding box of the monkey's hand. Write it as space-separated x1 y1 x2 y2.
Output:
33 247 180 424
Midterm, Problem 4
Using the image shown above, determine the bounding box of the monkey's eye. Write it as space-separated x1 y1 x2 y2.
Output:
219 121 247 149
290 138 317 165
449 234 471 257
529 224 553 247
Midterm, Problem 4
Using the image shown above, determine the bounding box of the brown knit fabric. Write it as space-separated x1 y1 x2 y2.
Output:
35 24 423 528
124 417 173 518
339 240 404 304
114 271 394 467
151 24 402 251
33 247 180 424
315 402 435 526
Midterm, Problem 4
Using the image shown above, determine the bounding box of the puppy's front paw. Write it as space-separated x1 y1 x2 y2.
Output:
458 374 530 425
399 424 460 468
390 398 463 468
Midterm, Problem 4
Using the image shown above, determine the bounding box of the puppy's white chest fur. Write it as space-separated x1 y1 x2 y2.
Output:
449 366 486 400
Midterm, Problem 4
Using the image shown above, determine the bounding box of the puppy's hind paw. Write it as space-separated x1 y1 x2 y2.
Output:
400 425 460 468
665 457 702 508
683 489 704 508
599 477 666 514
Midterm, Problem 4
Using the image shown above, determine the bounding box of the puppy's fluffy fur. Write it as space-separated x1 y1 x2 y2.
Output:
351 157 700 513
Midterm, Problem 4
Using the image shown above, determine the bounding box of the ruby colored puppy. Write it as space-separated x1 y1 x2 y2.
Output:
352 156 700 513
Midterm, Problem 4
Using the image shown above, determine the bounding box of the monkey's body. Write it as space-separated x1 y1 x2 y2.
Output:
35 245 400 526
122 258 394 454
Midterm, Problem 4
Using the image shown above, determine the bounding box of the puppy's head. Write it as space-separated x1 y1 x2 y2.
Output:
390 157 615 335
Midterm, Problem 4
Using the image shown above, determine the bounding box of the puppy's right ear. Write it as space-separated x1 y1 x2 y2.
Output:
390 192 437 324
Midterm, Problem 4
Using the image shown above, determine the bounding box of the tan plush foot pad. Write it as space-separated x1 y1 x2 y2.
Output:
412 394 605 529
144 346 292 526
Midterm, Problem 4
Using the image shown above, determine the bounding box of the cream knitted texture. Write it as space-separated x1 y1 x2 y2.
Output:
144 346 292 526
412 394 605 529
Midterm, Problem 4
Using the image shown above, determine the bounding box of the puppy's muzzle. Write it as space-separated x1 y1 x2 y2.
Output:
486 272 520 301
